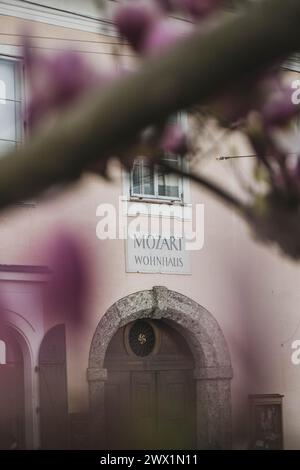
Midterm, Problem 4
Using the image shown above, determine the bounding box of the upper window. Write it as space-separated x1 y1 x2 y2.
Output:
131 153 184 202
0 58 22 156
130 114 186 202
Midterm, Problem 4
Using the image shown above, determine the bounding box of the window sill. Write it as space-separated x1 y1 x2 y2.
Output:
14 201 36 208
129 195 184 205
123 197 193 220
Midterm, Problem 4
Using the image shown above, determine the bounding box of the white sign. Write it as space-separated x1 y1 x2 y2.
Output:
126 234 191 274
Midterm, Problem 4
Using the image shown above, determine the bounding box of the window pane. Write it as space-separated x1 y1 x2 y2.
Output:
0 60 17 101
132 160 142 194
142 161 154 195
132 158 154 196
163 153 180 166
158 153 181 198
0 100 19 141
0 60 21 158
131 152 182 199
157 169 180 198
0 140 16 156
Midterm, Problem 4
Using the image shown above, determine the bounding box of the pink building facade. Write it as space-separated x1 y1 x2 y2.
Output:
0 0 299 450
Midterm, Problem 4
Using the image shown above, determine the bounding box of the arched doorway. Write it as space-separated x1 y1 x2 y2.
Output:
88 287 233 449
104 319 196 449
0 328 25 449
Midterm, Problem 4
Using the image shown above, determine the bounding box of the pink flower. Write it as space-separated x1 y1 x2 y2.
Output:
180 0 223 19
160 122 188 154
43 231 90 326
141 18 192 56
24 40 118 129
262 88 300 127
213 89 257 127
114 2 161 52
154 0 174 11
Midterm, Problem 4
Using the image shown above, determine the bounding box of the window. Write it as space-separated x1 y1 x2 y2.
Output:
130 114 186 202
131 152 184 201
0 339 6 364
0 58 22 156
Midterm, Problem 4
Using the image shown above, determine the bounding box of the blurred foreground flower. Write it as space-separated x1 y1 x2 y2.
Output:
114 1 161 52
262 86 300 128
24 34 190 177
141 17 192 55
180 0 224 19
21 2 300 261
24 39 118 130
160 122 188 154
249 192 300 260
114 0 193 55
43 231 90 326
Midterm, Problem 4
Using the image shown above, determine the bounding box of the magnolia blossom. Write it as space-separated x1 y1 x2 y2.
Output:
24 41 118 129
262 87 300 127
43 231 90 325
114 1 162 52
115 0 192 55
141 18 193 55
160 122 188 154
154 0 174 11
180 0 223 19
155 0 223 18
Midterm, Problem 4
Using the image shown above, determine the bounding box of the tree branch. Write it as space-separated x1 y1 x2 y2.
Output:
160 160 246 214
0 0 299 210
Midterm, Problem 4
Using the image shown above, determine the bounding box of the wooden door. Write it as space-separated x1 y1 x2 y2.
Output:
105 369 195 449
39 324 68 449
104 319 196 449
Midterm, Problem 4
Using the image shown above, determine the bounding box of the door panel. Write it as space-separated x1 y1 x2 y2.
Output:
39 324 68 449
157 370 196 449
105 371 130 449
131 372 156 449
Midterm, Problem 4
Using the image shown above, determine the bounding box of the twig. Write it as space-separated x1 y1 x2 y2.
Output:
160 160 246 214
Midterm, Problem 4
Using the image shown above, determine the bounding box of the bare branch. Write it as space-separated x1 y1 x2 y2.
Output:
0 0 298 210
160 160 247 214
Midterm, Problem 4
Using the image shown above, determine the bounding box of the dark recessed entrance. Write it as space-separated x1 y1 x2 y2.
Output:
104 319 196 450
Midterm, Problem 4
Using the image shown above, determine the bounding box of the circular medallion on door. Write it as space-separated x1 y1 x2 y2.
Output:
125 320 160 357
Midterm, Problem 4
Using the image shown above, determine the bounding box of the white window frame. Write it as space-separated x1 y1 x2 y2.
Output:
0 52 34 206
130 155 185 203
129 113 188 204
0 54 25 150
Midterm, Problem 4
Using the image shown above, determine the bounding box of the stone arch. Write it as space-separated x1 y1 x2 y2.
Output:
87 287 233 449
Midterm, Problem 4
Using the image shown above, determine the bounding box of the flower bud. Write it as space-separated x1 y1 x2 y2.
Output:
114 2 161 51
160 122 188 154
141 18 192 56
180 0 223 19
